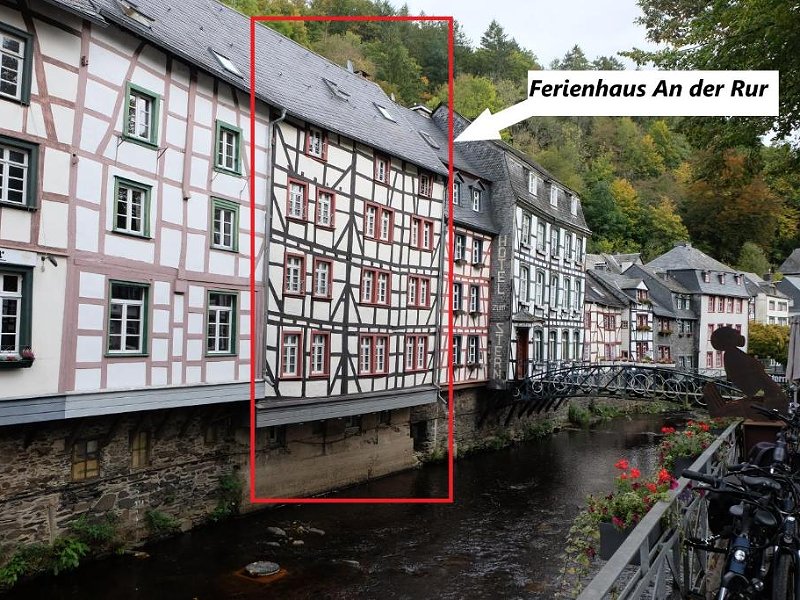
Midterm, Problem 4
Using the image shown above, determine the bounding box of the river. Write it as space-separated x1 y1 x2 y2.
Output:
9 413 680 600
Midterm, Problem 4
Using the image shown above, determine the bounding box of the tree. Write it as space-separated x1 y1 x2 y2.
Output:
748 323 790 366
428 74 498 120
641 197 689 262
312 31 376 76
627 0 800 153
736 242 771 276
551 45 590 70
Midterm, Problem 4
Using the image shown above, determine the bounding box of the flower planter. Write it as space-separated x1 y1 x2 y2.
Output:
0 356 34 369
671 456 699 479
599 521 663 563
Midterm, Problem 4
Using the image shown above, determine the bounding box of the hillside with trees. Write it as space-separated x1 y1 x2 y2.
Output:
224 0 800 269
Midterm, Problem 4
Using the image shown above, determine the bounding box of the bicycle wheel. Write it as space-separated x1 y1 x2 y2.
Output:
773 553 796 600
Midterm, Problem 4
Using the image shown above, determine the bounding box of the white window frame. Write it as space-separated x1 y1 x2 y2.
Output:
310 332 328 376
313 259 331 298
472 238 483 263
307 127 325 158
212 200 237 250
0 143 29 206
316 191 334 227
469 285 480 313
282 333 301 377
287 181 306 220
0 29 26 102
0 272 22 355
207 292 236 354
453 282 463 311
468 336 479 364
472 188 481 211
454 234 466 261
108 283 147 354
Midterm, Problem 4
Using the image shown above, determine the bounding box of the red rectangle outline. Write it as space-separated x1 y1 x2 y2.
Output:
250 14 455 504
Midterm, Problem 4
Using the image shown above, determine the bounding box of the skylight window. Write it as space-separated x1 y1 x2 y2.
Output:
118 0 154 27
323 78 350 101
419 131 440 149
210 49 242 78
374 103 396 122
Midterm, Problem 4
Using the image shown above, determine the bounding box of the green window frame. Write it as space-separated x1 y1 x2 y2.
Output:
112 177 151 238
106 280 150 356
123 81 160 148
210 197 239 252
205 290 238 356
0 21 33 105
0 134 38 209
0 265 33 357
214 120 242 175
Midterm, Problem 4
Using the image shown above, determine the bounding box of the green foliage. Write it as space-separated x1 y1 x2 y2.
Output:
69 513 120 550
145 510 181 536
737 242 771 276
210 471 245 522
568 404 591 428
0 537 89 590
748 323 790 365
50 538 89 575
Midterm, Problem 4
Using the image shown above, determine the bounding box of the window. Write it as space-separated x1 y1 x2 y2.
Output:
360 334 389 375
0 136 38 208
453 180 461 205
707 324 714 340
408 275 430 308
131 431 150 469
124 82 159 146
637 314 649 329
419 173 432 197
570 195 578 216
521 213 531 245
603 313 616 330
469 285 480 313
267 425 287 448
0 23 31 103
211 198 239 251
703 271 711 283
453 282 463 311
535 271 545 305
451 335 463 366
472 188 481 211
564 278 572 310
374 155 390 183
312 258 332 299
562 331 570 361
528 172 539 195
575 237 583 261
637 289 648 303
378 410 392 426
658 345 671 361
574 281 582 310
316 190 335 228
734 323 742 334
715 351 722 368
286 179 308 221
564 232 572 260
548 331 557 360
550 275 558 306
364 203 393 242
374 103 395 122
206 291 236 354
108 282 148 354
573 331 580 360
0 270 32 356
454 234 466 261
360 268 390 305
708 296 715 312
404 335 428 371
468 336 480 364
305 127 327 159
411 217 433 250
210 49 242 77
280 331 302 378
519 266 530 304
309 331 330 377
719 273 726 284
284 254 305 295
550 226 559 255
550 184 558 207
537 221 546 251
706 351 713 369
534 331 543 362
71 439 100 481
214 120 241 174
472 238 483 264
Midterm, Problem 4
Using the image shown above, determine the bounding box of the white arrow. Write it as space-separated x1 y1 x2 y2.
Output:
454 99 535 142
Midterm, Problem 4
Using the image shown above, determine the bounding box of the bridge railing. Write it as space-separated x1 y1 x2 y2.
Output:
576 420 741 600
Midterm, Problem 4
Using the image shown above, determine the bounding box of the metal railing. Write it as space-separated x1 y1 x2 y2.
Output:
576 420 741 600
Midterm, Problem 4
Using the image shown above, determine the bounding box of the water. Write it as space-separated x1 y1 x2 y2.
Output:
9 413 677 600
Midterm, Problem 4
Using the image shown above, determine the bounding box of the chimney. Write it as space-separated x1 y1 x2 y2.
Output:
674 241 691 248
346 59 354 73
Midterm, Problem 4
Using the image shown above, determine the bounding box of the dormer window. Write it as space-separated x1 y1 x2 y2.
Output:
472 189 481 212
719 273 726 284
419 131 440 149
323 78 350 101
637 289 648 303
452 180 461 206
210 49 242 78
528 172 539 195
305 127 327 160
570 195 578 216
703 271 710 283
374 103 396 122
549 185 558 207
118 0 154 28
734 274 742 285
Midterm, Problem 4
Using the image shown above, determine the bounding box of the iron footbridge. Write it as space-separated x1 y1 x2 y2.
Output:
507 363 745 415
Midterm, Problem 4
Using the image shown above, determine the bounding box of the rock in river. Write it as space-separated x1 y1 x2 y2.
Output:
244 561 280 578
266 526 287 537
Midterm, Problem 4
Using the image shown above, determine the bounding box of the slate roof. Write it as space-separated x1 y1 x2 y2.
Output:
585 270 627 309
625 264 695 320
44 0 105 22
588 269 642 306
645 242 750 298
742 272 789 299
646 242 736 273
779 249 800 275
49 0 446 176
777 276 800 315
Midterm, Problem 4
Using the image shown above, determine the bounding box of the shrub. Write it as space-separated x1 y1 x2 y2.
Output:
144 510 181 536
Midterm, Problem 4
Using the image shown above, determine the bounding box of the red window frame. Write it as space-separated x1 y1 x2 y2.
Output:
374 154 391 184
283 252 306 296
311 257 333 300
305 126 328 161
286 178 308 221
280 330 303 380
364 202 394 243
706 351 714 368
736 298 743 313
360 267 391 306
726 297 734 313
308 330 330 378
315 188 336 228
359 334 389 376
411 217 434 251
407 275 431 308
404 334 428 372
419 172 432 197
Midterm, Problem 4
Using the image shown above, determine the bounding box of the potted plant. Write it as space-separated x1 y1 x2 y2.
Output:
587 460 673 560
659 422 714 476
0 347 35 369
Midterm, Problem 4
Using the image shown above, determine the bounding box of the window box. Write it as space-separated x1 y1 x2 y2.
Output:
635 325 652 332
466 362 481 370
658 329 673 336
453 309 466 317
471 261 484 268
454 258 468 266
0 347 34 369
469 310 481 318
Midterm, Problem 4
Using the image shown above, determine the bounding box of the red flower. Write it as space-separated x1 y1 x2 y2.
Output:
646 482 658 493
612 516 624 529
619 473 628 480
615 459 630 470
685 431 694 437
661 426 675 434
630 468 641 479
698 422 710 432
658 468 671 484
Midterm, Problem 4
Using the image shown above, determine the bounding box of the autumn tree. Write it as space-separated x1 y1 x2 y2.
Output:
737 242 771 276
748 323 790 366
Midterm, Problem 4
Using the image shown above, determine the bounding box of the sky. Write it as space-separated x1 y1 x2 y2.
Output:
400 0 655 68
